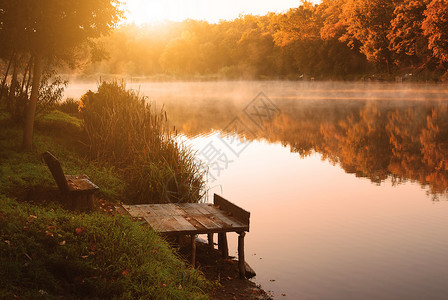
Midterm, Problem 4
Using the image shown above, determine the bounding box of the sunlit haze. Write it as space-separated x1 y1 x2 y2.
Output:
123 0 320 24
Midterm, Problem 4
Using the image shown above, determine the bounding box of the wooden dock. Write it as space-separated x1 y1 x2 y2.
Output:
116 194 250 277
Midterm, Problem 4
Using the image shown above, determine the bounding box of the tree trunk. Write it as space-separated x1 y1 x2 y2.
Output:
1 51 15 106
9 57 18 101
22 55 43 151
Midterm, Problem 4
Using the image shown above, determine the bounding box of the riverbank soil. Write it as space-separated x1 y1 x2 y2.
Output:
178 240 272 300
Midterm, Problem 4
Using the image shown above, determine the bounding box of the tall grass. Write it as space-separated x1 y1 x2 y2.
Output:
80 81 206 204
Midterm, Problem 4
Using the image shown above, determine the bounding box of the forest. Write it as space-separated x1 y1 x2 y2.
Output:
80 0 448 80
1 0 448 146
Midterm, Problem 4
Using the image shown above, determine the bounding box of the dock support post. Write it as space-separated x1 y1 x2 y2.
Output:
218 232 228 258
238 232 246 278
190 234 196 267
207 233 214 249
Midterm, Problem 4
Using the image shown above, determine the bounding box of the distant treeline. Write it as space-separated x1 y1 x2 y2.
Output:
81 0 448 80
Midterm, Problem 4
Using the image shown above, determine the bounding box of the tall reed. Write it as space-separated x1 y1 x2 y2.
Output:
80 81 206 203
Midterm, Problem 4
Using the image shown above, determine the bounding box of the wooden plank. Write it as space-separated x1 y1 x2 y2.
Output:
198 203 220 214
172 215 199 232
122 200 249 233
187 203 210 215
134 205 154 216
218 233 228 257
125 205 146 218
209 214 233 229
211 210 247 229
182 216 207 232
176 203 205 216
114 205 129 216
207 233 214 249
146 215 198 234
238 232 246 278
192 214 222 230
66 177 99 192
164 203 187 216
214 194 250 226
159 216 183 232
144 216 167 232
191 235 196 267
146 204 172 216
42 151 69 193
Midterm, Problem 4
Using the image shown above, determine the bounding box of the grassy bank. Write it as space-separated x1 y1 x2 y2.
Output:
0 103 212 298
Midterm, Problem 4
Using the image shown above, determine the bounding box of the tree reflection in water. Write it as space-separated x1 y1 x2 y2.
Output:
165 99 448 197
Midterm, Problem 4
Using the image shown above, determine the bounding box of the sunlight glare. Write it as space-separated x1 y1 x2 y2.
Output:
123 0 320 24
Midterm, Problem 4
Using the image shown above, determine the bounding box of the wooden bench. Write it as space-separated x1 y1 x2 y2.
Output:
42 151 99 210
116 194 251 278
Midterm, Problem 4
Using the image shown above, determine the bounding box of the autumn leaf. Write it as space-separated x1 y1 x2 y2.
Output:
75 227 85 235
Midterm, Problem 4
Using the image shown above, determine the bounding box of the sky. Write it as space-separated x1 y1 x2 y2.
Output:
123 0 320 24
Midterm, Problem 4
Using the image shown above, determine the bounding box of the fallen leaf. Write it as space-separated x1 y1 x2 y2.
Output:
47 225 56 230
59 240 66 246
45 231 54 237
75 227 85 235
121 269 130 276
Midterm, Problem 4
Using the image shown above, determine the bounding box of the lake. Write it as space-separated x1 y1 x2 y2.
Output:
67 80 448 299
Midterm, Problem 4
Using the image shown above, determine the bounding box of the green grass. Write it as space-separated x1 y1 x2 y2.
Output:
0 195 210 299
0 108 212 299
37 110 83 130
0 126 125 202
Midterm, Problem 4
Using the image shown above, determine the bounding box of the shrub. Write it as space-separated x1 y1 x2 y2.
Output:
79 81 206 204
58 97 80 114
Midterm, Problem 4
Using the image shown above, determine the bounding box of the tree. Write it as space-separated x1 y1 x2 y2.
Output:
342 0 396 73
422 0 448 65
0 0 123 150
388 0 430 67
159 31 200 74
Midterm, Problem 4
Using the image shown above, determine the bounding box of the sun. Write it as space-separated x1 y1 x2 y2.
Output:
122 0 321 25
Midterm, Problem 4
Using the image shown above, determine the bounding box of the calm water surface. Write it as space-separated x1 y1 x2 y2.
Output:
67 81 448 299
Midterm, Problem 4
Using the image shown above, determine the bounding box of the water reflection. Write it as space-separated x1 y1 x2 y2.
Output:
164 99 448 197
65 81 448 298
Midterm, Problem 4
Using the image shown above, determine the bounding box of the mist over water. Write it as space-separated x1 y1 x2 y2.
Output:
65 80 448 104
66 81 448 299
